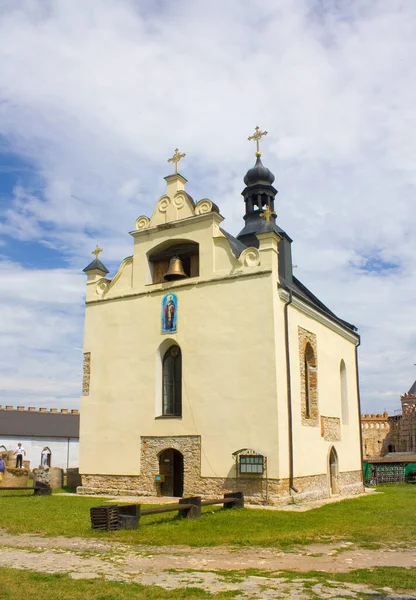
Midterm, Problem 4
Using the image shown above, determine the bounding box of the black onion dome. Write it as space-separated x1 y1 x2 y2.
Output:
243 156 275 186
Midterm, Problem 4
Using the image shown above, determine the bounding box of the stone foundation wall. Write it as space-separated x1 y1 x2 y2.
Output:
78 434 363 503
79 469 363 505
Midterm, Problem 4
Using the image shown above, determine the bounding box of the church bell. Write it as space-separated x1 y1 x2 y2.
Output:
164 256 187 281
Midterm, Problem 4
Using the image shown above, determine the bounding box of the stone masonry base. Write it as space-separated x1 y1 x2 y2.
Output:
78 435 363 504
78 470 363 506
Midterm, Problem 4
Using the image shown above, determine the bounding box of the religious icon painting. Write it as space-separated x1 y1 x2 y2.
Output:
161 293 177 334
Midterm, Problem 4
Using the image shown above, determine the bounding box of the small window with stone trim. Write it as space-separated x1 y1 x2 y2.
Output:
162 345 182 416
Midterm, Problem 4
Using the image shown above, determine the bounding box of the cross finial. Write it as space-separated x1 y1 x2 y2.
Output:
248 126 268 157
92 244 103 259
260 205 276 224
167 148 186 174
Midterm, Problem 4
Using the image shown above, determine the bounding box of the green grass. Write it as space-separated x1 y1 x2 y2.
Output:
176 566 416 591
1 566 415 599
0 485 415 548
0 568 237 600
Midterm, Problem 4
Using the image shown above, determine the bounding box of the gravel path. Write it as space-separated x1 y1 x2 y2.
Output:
0 530 415 599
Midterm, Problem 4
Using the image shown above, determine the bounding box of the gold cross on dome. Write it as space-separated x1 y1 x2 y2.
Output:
248 126 268 157
260 205 276 223
167 148 186 174
92 244 103 259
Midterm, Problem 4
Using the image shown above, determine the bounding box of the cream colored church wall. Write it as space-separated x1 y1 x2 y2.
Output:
284 305 361 478
80 270 286 479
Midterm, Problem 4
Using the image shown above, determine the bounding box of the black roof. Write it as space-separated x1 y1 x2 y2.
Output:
0 410 79 438
83 258 109 274
408 380 416 395
221 226 357 334
220 228 247 258
282 276 358 333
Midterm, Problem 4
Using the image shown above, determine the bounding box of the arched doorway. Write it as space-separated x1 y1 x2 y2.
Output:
158 448 184 497
329 447 339 495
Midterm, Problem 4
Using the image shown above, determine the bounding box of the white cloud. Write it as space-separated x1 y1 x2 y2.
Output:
0 261 85 409
0 0 416 412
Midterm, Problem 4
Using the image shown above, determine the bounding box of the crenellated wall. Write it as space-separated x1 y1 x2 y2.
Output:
0 406 79 414
361 412 391 458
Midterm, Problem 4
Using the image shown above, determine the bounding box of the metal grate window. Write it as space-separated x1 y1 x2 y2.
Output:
239 455 264 474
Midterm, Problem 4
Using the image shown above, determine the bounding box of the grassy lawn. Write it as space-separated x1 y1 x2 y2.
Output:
0 568 235 600
0 485 415 548
192 566 416 590
1 566 416 599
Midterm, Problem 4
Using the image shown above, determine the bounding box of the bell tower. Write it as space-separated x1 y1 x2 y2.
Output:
237 127 294 284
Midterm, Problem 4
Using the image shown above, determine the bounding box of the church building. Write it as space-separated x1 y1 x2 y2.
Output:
78 129 363 504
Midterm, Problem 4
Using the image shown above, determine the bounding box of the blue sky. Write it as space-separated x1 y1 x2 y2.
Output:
0 0 416 413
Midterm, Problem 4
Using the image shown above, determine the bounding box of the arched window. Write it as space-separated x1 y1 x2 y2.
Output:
340 360 349 424
163 346 182 416
304 343 316 419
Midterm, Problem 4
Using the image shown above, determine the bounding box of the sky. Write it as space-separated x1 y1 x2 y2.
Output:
0 0 415 414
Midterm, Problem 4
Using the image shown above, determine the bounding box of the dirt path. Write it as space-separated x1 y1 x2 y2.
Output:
0 530 415 599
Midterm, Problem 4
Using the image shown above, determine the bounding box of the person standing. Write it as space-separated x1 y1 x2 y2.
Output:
14 443 26 468
41 447 50 467
0 456 5 482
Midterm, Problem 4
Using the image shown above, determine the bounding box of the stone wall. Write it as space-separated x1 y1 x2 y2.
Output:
298 327 319 427
361 393 416 458
33 467 63 489
83 352 91 396
321 416 341 442
79 469 363 504
78 434 363 504
0 468 29 488
397 396 416 452
67 468 82 488
361 412 391 457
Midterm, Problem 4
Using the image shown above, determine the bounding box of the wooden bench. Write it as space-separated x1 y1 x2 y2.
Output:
90 492 244 530
200 492 244 510
0 482 52 495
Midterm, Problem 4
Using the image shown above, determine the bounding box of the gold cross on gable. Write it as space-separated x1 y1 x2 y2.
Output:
260 205 276 223
248 126 268 157
167 148 186 174
92 244 103 259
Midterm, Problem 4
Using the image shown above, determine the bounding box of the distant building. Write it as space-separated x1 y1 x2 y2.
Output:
361 412 391 458
361 379 416 459
397 381 416 452
0 406 79 470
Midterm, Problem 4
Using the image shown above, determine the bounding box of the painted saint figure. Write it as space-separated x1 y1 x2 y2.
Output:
162 293 177 333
